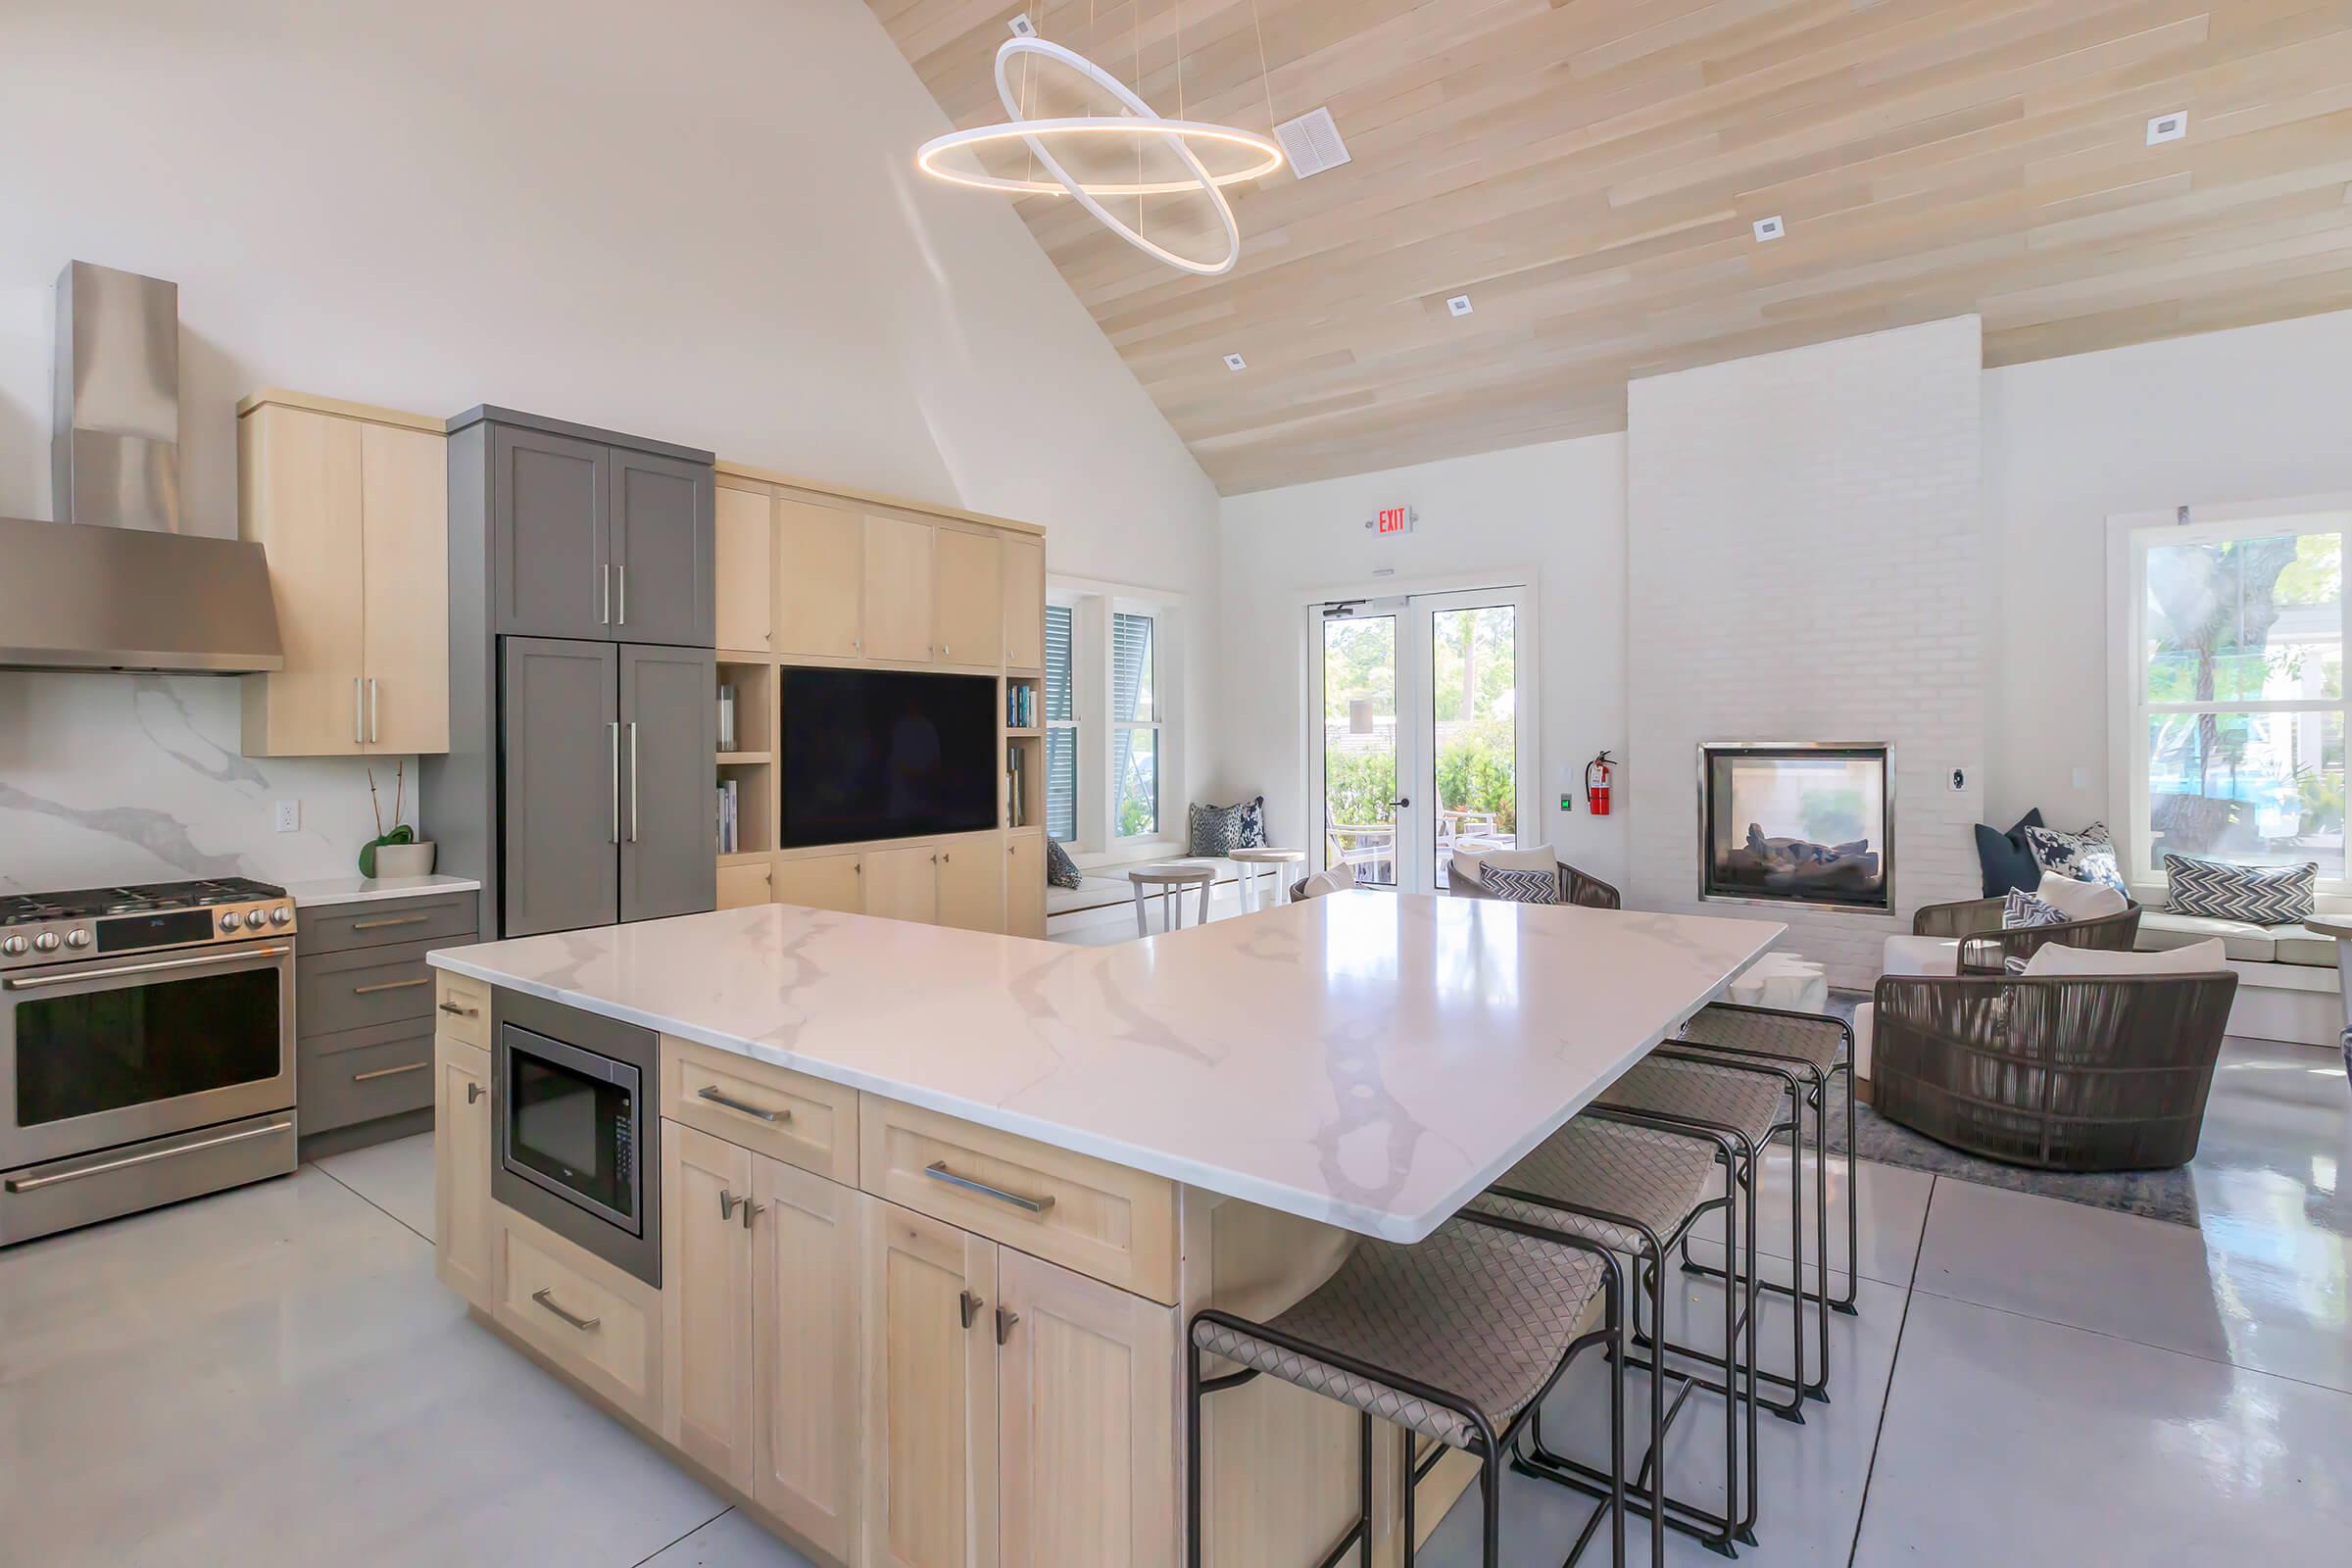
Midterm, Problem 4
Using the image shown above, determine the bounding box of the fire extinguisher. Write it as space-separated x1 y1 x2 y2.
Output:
1586 752 1615 816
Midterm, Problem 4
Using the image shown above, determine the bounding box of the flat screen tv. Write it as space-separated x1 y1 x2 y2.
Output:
779 667 999 849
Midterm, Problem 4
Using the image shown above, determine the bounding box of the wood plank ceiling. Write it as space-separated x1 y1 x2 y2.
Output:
870 1 2352 494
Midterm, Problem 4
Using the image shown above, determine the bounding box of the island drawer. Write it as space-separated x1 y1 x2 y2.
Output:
434 972 490 1051
298 892 476 956
659 1036 858 1184
299 1020 435 1133
493 1208 660 1427
859 1097 1177 1303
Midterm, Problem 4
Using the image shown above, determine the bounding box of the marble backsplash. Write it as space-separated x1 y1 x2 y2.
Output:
0 672 420 895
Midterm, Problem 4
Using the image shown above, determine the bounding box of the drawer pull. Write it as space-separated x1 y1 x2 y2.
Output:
698 1085 788 1124
437 1001 480 1017
958 1289 985 1330
531 1288 600 1332
926 1159 1054 1214
350 913 429 931
353 976 430 996
352 1060 428 1083
466 1081 484 1104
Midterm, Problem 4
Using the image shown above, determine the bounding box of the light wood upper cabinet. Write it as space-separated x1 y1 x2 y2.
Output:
773 852 864 915
997 1250 1178 1568
237 393 448 757
936 833 1004 933
933 529 1002 667
1002 537 1044 671
662 1121 758 1493
864 844 941 925
776 499 864 659
862 515 936 663
753 1158 863 1561
1005 835 1046 940
432 1034 493 1310
863 1197 1000 1568
715 485 774 653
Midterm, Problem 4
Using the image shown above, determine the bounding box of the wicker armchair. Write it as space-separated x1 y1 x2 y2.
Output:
1869 967 2235 1170
1909 894 2141 975
1448 858 1623 909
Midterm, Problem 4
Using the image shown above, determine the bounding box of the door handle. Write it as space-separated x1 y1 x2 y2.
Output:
719 1189 744 1220
3 945 291 989
352 976 430 996
609 721 621 844
437 999 480 1017
627 721 640 844
4 1118 293 1193
602 563 612 626
741 1199 763 1230
1392 798 1411 808
996 1305 1019 1346
352 1060 428 1082
958 1290 985 1330
356 913 429 931
925 1159 1054 1213
616 564 626 625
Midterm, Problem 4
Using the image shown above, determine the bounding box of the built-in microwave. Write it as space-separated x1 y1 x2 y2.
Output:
491 990 662 1285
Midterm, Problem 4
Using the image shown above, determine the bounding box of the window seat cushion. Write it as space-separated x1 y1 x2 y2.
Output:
2133 910 2342 967
1046 856 1240 918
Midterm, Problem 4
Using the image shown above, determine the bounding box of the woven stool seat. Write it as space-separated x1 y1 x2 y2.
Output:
1679 1004 1848 1077
1596 1056 1785 1148
1472 1115 1719 1254
1192 1215 1608 1449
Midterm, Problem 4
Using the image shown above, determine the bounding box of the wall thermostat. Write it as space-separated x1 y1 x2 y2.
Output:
1948 766 1970 793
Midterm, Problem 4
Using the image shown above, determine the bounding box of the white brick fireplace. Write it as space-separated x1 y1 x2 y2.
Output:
1626 316 1988 989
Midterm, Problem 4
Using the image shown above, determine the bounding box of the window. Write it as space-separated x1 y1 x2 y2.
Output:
1111 612 1160 840
1044 605 1077 843
2116 505 2350 892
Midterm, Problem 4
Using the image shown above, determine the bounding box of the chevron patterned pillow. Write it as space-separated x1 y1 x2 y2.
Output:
2162 855 2315 925
1481 866 1562 904
2000 891 2069 929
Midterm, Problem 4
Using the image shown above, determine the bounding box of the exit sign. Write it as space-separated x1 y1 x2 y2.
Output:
1366 505 1417 536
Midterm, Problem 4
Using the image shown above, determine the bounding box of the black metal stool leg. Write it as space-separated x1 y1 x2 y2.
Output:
1186 1338 1203 1568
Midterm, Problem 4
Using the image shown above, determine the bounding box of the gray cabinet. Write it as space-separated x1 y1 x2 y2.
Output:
491 424 610 641
294 892 476 1153
612 449 714 647
502 637 621 937
620 644 718 922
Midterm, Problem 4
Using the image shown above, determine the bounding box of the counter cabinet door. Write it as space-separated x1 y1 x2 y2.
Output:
752 1156 862 1561
432 1037 494 1308
662 1121 757 1493
1004 835 1046 939
862 844 940 926
935 834 1004 934
997 1250 1178 1568
862 1197 999 1568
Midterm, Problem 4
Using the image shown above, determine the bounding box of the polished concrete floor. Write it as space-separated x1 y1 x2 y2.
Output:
1 1037 2345 1567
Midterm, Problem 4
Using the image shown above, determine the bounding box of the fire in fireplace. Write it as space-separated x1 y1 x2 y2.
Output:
1700 742 1892 912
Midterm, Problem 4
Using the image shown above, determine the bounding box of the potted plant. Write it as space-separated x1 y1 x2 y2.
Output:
361 761 434 877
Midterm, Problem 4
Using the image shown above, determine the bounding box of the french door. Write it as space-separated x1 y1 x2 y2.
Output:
1309 584 1537 894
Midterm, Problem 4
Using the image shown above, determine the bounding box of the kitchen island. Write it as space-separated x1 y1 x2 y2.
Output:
427 890 1778 1567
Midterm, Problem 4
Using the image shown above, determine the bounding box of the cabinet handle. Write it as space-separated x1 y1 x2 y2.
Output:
925 1159 1054 1214
697 1085 788 1123
368 677 379 744
741 1200 764 1231
958 1289 985 1330
466 1081 484 1103
354 913 429 931
531 1288 600 1333
602 563 612 626
996 1305 1019 1346
437 999 479 1016
352 976 429 996
627 721 640 844
616 564 626 625
609 721 621 844
354 676 365 747
719 1189 743 1220
352 1060 427 1082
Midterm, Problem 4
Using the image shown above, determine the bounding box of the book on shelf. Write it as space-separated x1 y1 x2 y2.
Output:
715 777 740 855
717 685 736 752
1006 743 1026 829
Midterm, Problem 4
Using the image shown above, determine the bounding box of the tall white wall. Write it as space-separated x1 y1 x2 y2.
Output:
1214 437 1629 883
0 0 1217 892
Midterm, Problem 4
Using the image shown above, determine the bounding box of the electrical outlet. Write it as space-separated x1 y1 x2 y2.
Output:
273 800 300 833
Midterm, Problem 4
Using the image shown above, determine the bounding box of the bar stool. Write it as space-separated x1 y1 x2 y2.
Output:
1469 1108 1754 1559
1672 1003 1861 1407
1188 1211 1628 1568
1229 847 1306 912
1129 861 1215 937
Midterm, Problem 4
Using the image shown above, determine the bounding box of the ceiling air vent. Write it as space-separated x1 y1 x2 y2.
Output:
1274 107 1351 179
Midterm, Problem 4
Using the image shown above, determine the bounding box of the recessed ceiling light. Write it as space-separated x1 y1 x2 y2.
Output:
1222 352 1247 371
1446 294 1474 317
2146 111 2187 145
1752 215 1786 243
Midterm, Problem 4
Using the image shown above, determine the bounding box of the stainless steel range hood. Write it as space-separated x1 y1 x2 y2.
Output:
0 262 282 673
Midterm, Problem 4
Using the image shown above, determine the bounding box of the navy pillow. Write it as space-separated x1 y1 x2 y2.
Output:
1974 808 2045 898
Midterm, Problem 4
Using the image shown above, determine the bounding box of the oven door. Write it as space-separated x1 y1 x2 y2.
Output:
0 939 297 1171
497 1023 643 1236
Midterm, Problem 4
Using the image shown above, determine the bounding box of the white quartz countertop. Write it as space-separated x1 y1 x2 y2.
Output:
286 873 482 908
429 893 1780 1242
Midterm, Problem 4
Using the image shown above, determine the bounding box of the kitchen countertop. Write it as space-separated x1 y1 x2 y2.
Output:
285 873 481 909
428 892 1778 1242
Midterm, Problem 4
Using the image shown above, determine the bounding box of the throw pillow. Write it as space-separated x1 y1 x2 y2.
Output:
2033 870 2128 922
1454 842 1555 887
1482 866 1562 904
2024 821 2127 893
2162 854 2316 925
2022 937 2227 977
1298 863 1357 899
1186 797 1267 857
2000 891 2069 929
1044 837 1083 891
1973 808 2046 898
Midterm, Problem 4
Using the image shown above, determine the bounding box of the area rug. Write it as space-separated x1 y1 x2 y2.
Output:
1815 991 2201 1228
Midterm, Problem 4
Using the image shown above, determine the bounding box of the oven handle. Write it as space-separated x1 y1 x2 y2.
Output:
4 1118 294 1193
1 944 292 990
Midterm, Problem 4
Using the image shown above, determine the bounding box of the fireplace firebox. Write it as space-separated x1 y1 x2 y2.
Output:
1699 742 1892 913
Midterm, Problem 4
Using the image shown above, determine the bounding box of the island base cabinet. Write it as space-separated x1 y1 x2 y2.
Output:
662 1123 758 1492
754 1158 864 1562
432 1035 493 1309
863 1198 1000 1568
495 1210 662 1429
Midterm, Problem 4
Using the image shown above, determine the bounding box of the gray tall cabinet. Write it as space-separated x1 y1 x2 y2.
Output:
424 408 717 939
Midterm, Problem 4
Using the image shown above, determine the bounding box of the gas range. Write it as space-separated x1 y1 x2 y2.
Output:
0 876 296 971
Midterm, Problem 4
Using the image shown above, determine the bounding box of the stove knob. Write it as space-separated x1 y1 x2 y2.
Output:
269 906 293 927
219 909 242 931
32 932 61 953
64 928 91 950
1 935 25 957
